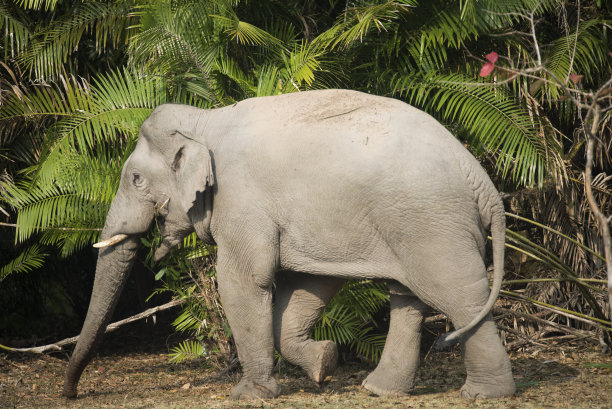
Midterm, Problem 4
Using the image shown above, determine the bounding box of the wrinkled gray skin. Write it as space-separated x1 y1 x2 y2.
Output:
63 90 515 400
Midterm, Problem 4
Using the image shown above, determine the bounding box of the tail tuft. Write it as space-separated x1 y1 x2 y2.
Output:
435 332 462 350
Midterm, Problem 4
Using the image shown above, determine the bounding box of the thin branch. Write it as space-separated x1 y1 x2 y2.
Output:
564 0 580 84
0 299 185 353
500 289 612 329
594 76 612 99
424 313 446 323
498 324 548 347
583 103 612 321
486 10 529 19
528 9 542 66
0 222 101 231
494 306 596 339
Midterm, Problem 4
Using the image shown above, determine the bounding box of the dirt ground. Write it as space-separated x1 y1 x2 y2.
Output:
1 327 611 409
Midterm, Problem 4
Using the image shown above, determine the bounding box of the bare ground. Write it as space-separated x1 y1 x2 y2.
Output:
2 337 611 409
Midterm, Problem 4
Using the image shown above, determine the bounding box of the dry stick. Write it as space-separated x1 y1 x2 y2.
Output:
498 325 548 347
424 313 446 324
501 290 612 330
583 103 612 322
493 306 595 339
0 299 185 354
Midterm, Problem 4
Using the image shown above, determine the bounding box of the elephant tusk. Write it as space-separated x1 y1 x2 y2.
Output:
93 234 129 248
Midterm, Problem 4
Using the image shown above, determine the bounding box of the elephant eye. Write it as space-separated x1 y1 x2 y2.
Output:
132 172 144 187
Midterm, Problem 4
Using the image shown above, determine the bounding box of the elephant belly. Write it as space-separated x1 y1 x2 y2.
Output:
277 193 481 282
278 244 407 280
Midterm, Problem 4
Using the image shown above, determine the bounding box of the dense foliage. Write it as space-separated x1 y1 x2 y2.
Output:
1 0 611 361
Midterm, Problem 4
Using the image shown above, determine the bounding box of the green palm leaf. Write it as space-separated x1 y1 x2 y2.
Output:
315 1 414 50
0 244 47 282
2 69 166 251
546 18 611 85
314 280 389 361
212 14 284 49
1 1 31 57
279 42 324 91
169 340 206 363
14 0 59 10
129 4 219 80
21 1 134 79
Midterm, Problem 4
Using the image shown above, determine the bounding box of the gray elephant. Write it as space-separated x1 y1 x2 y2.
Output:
62 89 515 400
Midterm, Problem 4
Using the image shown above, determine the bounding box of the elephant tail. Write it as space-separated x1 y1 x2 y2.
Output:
435 188 506 349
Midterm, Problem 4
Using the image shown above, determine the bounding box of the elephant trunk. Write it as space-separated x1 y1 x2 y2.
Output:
62 193 148 398
62 236 139 397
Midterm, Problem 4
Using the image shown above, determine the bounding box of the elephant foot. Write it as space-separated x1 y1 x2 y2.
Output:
307 340 338 384
460 376 516 399
361 370 413 397
230 377 280 400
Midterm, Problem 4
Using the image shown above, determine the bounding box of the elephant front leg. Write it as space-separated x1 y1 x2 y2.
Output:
216 244 280 400
274 272 345 384
362 283 427 396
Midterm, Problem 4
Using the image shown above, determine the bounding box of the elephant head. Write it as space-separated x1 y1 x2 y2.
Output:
62 105 215 398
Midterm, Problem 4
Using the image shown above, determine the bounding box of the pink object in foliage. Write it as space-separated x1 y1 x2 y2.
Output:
480 63 495 77
570 73 583 84
480 52 498 77
485 52 498 63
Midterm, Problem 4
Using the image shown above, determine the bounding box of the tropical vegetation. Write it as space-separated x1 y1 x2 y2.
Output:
1 0 610 363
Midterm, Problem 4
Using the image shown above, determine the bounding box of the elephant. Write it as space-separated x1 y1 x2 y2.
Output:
62 89 515 400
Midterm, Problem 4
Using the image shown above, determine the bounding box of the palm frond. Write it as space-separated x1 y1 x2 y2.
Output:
2 69 165 249
129 4 219 79
546 18 610 85
351 330 387 362
172 304 206 333
214 55 256 97
483 0 559 18
21 1 133 79
314 304 362 345
0 244 48 282
169 340 207 363
212 14 284 49
314 280 389 362
15 0 59 10
255 64 282 97
0 1 31 58
279 42 324 92
315 1 412 50
330 280 389 321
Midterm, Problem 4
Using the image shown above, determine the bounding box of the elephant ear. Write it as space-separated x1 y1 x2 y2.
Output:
170 134 215 214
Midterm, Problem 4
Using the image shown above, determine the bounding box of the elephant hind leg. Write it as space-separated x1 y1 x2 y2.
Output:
459 314 516 398
401 251 515 399
362 283 427 396
274 271 345 383
440 278 514 398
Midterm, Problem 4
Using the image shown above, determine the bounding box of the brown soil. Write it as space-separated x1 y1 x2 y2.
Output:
2 338 611 409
